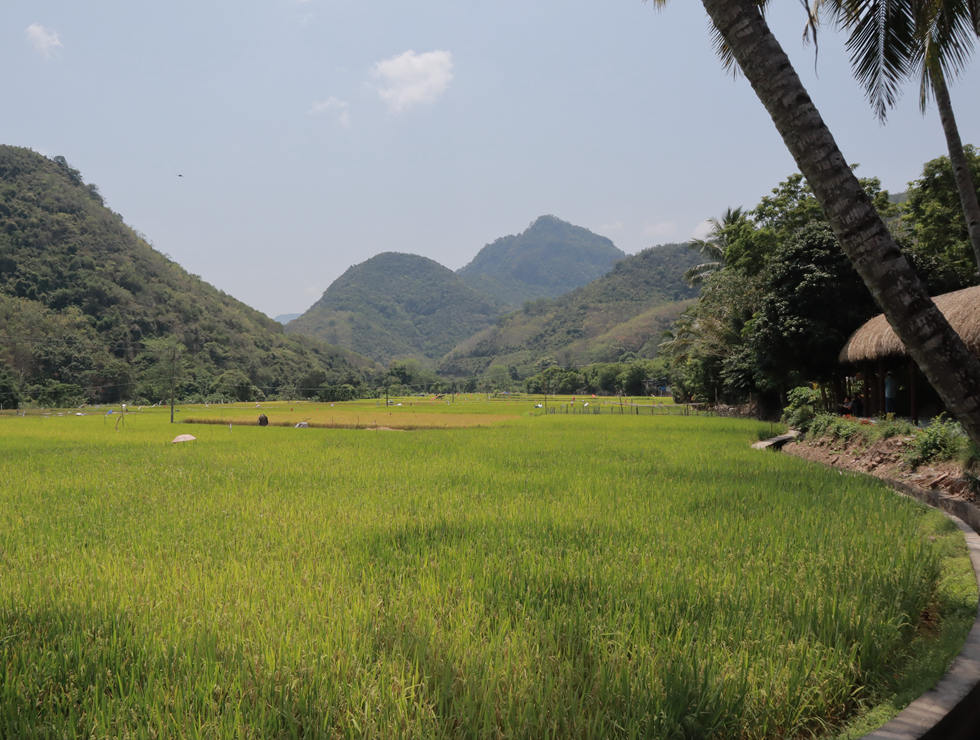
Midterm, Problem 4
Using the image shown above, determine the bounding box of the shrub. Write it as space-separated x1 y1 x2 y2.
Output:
807 413 863 445
904 414 965 468
870 416 917 442
781 385 822 432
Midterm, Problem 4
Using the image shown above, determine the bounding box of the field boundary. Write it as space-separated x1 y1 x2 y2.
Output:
181 417 454 431
773 441 980 739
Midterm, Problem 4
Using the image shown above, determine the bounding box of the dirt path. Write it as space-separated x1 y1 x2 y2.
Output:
783 434 976 502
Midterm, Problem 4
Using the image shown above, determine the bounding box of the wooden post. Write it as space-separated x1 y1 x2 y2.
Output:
169 346 176 424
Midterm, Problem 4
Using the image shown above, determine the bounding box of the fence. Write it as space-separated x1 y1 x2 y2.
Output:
533 402 710 417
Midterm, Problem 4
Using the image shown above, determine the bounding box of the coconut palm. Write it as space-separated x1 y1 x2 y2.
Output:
666 0 980 446
683 207 745 286
813 0 980 270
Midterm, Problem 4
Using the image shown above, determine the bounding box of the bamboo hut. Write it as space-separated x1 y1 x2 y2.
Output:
839 285 980 420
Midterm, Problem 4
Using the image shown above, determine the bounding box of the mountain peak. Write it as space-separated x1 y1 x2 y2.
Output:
457 216 625 309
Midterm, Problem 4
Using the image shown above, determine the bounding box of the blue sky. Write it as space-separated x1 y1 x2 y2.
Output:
4 1 979 318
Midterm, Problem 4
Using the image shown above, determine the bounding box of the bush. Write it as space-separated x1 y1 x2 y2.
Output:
781 385 822 432
807 413 862 444
904 414 965 469
869 416 917 442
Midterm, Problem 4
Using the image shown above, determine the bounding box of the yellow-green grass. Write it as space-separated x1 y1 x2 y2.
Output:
178 396 688 430
0 410 974 738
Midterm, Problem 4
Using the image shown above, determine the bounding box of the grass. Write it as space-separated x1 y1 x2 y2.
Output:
176 395 686 430
0 404 975 737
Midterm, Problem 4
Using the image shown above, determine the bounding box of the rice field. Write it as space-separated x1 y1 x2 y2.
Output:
0 404 975 738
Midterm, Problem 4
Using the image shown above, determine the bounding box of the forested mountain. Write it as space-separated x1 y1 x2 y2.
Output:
286 252 502 364
440 243 701 378
0 146 372 407
457 215 626 308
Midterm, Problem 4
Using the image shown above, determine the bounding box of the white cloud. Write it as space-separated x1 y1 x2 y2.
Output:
690 220 714 240
372 50 453 113
598 220 624 233
25 23 62 59
642 221 677 240
310 97 351 128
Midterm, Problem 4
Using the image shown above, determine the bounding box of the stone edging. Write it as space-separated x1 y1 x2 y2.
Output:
774 443 980 739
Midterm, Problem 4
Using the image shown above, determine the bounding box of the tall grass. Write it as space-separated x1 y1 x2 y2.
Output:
0 409 974 737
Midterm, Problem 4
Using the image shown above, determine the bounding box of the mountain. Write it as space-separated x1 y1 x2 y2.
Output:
275 313 301 324
0 146 372 407
457 215 626 308
440 243 702 378
286 252 503 364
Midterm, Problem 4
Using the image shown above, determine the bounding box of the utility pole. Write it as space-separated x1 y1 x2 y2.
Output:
169 345 176 424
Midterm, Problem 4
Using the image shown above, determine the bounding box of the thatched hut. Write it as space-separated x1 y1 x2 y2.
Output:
839 285 980 419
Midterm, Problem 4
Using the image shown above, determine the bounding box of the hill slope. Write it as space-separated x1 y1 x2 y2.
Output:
0 146 371 406
440 243 702 377
286 252 502 364
457 215 626 308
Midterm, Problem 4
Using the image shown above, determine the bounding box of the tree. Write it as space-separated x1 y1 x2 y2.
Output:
814 0 980 269
749 223 877 391
0 361 21 409
904 146 980 290
692 0 980 446
684 207 745 285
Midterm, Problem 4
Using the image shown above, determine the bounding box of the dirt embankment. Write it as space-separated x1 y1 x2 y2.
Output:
784 434 977 502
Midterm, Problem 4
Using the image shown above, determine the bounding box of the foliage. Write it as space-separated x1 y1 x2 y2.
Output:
749 223 877 391
660 162 969 411
0 146 373 405
522 359 662 396
287 252 503 364
807 413 918 447
0 360 21 409
781 385 824 431
440 243 701 380
903 146 980 292
905 414 966 468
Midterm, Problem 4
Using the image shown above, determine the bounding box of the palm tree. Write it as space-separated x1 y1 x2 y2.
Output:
813 0 980 270
682 0 980 446
683 207 745 286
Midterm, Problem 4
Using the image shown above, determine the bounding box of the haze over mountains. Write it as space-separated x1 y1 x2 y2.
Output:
285 217 701 370
285 216 640 365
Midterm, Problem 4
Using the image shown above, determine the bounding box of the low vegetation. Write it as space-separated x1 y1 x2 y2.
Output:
0 403 974 737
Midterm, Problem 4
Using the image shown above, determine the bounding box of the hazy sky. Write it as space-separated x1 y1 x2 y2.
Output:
4 1 979 318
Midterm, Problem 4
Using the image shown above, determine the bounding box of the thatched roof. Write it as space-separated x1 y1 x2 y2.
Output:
839 285 980 364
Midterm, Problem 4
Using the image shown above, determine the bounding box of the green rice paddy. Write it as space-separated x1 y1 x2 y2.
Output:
0 401 975 737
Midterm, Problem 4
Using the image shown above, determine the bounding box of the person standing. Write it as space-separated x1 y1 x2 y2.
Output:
884 371 897 415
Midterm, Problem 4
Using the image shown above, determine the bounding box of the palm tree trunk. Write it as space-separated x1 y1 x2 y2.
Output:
698 0 980 446
931 68 980 271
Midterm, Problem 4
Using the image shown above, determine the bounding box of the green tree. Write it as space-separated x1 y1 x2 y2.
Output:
749 223 877 393
684 207 745 285
904 146 980 290
0 361 21 409
135 337 187 407
692 0 980 446
212 369 263 402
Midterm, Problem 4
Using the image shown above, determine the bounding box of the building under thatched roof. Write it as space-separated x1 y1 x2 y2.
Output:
839 285 980 364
